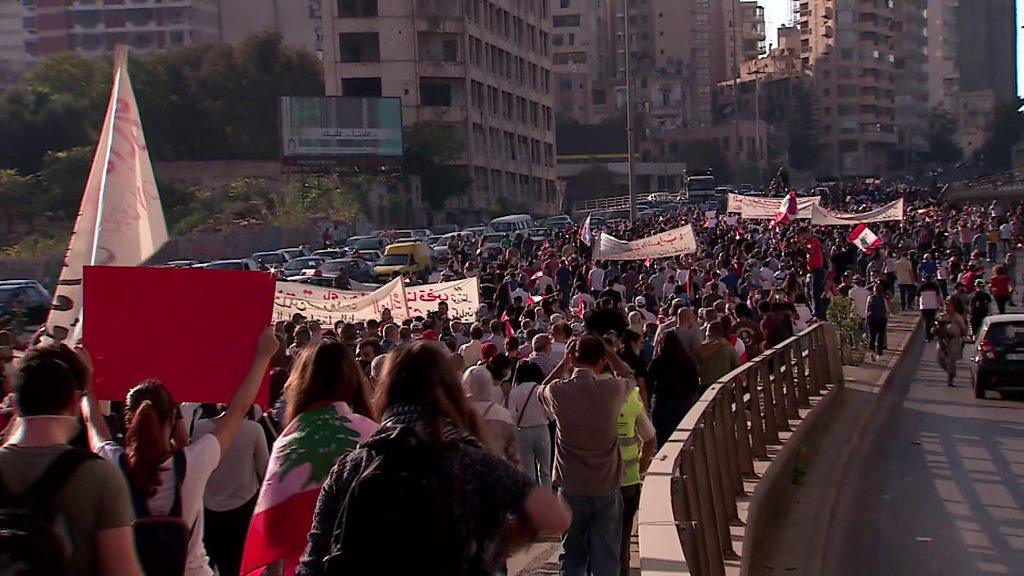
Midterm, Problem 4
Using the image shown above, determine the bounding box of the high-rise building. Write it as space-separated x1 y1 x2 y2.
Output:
23 0 221 57
926 0 1016 156
322 0 558 216
719 0 766 84
892 0 929 165
3 1 322 68
798 0 902 175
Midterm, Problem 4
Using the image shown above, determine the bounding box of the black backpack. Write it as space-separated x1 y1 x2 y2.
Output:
322 427 462 576
0 448 95 576
119 450 194 576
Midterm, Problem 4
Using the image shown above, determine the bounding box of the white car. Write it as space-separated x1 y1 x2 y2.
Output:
279 256 327 278
200 259 260 271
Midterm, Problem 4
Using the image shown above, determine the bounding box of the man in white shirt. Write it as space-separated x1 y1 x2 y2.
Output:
588 263 606 297
849 277 870 322
459 324 486 367
527 334 560 376
1000 221 1013 252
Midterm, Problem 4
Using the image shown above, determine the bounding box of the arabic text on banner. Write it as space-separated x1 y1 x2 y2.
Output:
274 277 481 325
274 277 407 325
45 45 168 343
405 278 481 321
594 225 698 261
737 195 820 220
809 199 905 226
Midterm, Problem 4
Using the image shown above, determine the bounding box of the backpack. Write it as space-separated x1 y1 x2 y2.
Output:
119 450 194 576
322 427 462 576
0 448 95 576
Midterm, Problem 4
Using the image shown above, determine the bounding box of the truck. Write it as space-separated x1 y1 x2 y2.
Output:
684 171 723 210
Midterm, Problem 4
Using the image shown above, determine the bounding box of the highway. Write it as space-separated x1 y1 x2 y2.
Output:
823 334 1024 574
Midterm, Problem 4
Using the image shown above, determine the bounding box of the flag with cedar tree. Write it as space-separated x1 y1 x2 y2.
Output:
241 402 378 576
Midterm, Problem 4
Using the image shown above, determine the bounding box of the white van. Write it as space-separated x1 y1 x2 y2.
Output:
488 214 534 234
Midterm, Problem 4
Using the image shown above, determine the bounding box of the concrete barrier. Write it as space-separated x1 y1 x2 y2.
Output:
637 322 844 576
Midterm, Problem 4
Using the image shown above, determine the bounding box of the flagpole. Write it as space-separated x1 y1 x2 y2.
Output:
91 46 126 267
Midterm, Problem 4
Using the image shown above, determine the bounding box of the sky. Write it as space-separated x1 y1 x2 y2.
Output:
760 0 1024 97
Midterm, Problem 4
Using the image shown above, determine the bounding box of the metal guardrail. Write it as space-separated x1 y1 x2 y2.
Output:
638 322 843 576
962 169 1024 189
572 192 679 214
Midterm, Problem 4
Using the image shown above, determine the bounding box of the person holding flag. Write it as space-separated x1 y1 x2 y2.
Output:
579 214 595 248
775 189 799 226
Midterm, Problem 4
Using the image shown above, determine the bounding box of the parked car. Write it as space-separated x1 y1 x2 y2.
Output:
526 227 553 241
346 235 390 252
200 259 260 271
970 314 1024 399
393 229 432 242
0 280 52 329
251 251 290 270
279 256 327 278
319 259 375 283
542 215 573 229
312 249 347 260
462 226 495 239
430 224 459 236
162 260 201 268
373 242 434 283
288 276 339 288
278 247 310 260
356 250 383 264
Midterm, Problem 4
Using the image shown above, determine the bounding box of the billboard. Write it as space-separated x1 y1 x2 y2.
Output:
281 96 403 159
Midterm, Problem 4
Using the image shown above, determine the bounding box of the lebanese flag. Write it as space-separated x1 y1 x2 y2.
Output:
529 293 552 305
849 224 882 253
775 190 798 226
241 402 378 576
579 214 594 246
531 269 545 281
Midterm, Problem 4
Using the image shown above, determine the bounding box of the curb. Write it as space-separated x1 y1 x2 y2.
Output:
811 313 924 575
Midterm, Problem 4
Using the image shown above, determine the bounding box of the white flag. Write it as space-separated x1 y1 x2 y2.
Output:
579 214 594 247
45 45 168 343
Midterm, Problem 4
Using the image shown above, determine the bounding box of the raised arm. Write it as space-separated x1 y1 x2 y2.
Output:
212 326 279 457
77 347 112 449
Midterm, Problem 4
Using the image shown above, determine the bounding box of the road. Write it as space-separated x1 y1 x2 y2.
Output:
823 333 1024 575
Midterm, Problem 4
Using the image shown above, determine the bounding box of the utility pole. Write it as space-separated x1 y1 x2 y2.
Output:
732 0 741 181
753 66 764 185
624 0 637 223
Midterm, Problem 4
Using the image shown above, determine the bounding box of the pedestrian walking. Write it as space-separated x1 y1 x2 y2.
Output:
919 275 941 342
865 283 889 361
934 297 969 387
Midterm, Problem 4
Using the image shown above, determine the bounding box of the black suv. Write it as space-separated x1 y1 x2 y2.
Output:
0 280 52 330
970 314 1024 399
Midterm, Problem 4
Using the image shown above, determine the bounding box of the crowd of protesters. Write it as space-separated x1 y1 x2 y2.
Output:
0 174 1021 576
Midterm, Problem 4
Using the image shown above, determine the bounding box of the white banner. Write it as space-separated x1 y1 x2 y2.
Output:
46 46 168 343
736 195 820 219
274 277 408 325
594 225 698 261
405 278 480 321
274 277 480 325
810 199 904 226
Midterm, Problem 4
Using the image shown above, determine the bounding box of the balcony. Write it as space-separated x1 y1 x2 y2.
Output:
417 60 466 77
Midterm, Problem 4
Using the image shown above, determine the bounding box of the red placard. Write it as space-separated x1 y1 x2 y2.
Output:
83 266 275 406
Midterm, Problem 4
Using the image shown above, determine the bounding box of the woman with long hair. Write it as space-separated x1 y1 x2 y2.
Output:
240 338 378 576
298 342 571 576
507 361 552 486
647 331 701 448
83 327 280 576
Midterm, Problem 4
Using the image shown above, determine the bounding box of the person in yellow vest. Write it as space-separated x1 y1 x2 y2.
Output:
617 386 656 576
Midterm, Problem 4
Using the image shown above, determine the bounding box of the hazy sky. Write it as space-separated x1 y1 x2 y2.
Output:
759 0 1024 97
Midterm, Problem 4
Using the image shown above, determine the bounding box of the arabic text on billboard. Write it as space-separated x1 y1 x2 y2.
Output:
281 96 403 159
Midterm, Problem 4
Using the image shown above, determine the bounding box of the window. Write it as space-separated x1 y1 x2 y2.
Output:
560 0 570 7
592 88 606 105
420 80 453 106
553 34 564 46
341 77 382 97
339 33 380 62
552 14 581 27
338 0 378 17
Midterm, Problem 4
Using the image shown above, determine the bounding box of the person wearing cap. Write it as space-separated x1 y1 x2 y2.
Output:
634 297 656 324
968 279 993 340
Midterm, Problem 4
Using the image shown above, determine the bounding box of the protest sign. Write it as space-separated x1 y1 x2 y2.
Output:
46 46 167 344
83 266 275 405
594 225 698 260
405 278 481 321
737 195 819 219
810 199 904 226
274 277 407 325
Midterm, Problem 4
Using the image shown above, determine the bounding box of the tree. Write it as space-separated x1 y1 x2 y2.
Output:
976 98 1024 170
0 170 35 234
402 122 472 210
572 165 619 200
36 146 94 217
925 110 963 165
669 139 733 183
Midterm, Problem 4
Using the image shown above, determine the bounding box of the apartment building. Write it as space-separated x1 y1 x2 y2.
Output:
0 0 28 73
322 0 558 216
217 0 323 53
798 0 903 175
21 0 220 57
719 0 765 84
892 0 928 164
926 0 1016 156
